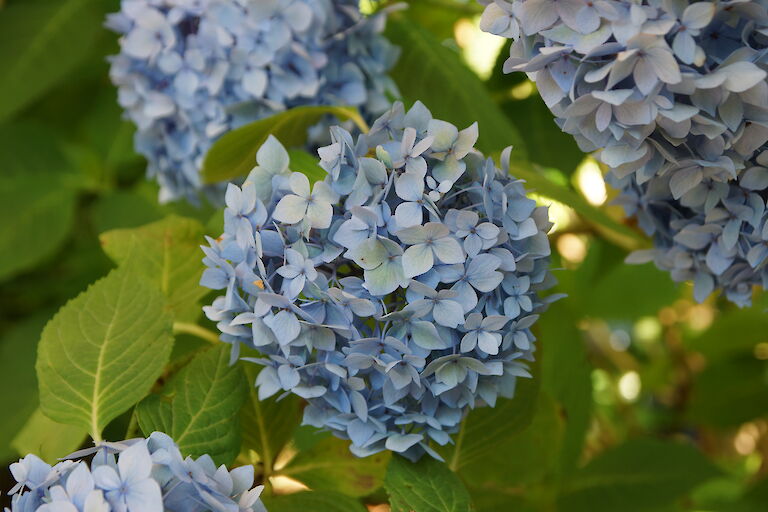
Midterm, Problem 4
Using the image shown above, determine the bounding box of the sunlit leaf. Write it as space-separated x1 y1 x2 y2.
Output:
137 344 247 465
36 268 174 439
278 437 390 497
202 105 366 184
385 456 473 512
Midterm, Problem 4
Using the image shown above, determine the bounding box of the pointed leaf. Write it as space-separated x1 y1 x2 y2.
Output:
137 344 247 465
278 437 390 497
36 268 174 440
202 106 366 184
385 456 473 512
100 216 207 321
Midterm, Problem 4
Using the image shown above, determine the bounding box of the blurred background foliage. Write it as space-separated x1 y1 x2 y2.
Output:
1 0 768 511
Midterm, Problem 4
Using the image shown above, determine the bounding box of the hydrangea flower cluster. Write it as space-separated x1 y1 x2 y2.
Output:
200 102 557 460
107 0 399 203
4 433 265 512
480 0 768 305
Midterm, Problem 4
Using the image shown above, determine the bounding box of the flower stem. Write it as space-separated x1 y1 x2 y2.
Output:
172 322 220 344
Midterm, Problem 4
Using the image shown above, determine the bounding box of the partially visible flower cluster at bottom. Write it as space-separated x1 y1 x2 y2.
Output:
201 101 557 461
479 0 768 306
4 432 265 512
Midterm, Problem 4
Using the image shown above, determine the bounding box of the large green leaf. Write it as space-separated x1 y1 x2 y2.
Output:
580 262 679 320
385 456 473 512
0 313 51 460
241 364 303 476
11 408 87 464
0 123 83 282
441 352 540 471
201 105 365 184
539 301 593 478
261 491 366 512
137 344 247 465
688 356 768 428
461 394 563 490
278 437 390 497
36 268 174 440
558 439 722 512
686 308 768 360
100 216 207 321
288 149 327 183
385 17 525 158
0 0 107 122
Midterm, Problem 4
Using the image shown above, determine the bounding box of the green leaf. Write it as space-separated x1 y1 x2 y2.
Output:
100 216 208 321
686 308 768 360
441 351 540 471
278 437 390 497
201 105 366 184
261 491 366 512
0 123 83 282
36 268 174 440
508 163 647 248
137 344 247 465
558 439 722 512
11 408 87 464
539 301 593 478
288 149 327 183
0 313 51 460
688 356 768 428
462 393 563 490
385 455 473 512
0 0 108 122
385 17 526 158
241 364 303 476
580 262 679 319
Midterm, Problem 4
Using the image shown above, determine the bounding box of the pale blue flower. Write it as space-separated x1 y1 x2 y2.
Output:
201 102 557 460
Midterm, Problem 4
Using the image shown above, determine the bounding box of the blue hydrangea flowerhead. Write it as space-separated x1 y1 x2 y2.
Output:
200 101 558 461
480 0 768 306
4 433 266 512
107 0 399 203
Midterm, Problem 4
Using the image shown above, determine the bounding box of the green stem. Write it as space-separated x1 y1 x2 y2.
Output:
125 410 140 439
173 322 220 344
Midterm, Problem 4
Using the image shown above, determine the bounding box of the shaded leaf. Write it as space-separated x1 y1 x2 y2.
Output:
385 17 525 158
441 350 541 471
539 301 593 478
137 344 247 465
202 106 366 184
241 364 303 475
462 393 563 490
36 268 174 439
686 308 768 360
558 439 722 512
0 123 83 282
100 216 207 320
688 356 768 428
262 491 366 512
278 437 390 497
385 455 473 512
0 0 108 122
11 408 87 464
0 313 51 461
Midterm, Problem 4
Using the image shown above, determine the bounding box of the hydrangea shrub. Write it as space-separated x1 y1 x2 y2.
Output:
200 101 557 461
107 0 398 203
4 433 265 512
480 0 768 305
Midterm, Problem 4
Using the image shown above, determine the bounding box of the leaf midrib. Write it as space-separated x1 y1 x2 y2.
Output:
90 269 127 440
